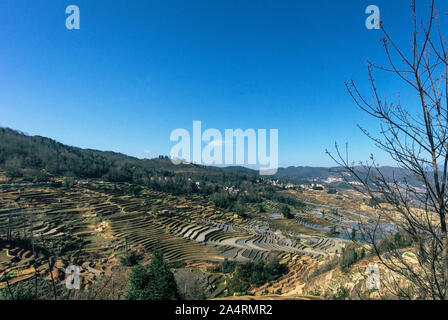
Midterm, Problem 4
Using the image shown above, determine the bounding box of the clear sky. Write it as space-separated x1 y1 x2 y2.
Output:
0 0 438 167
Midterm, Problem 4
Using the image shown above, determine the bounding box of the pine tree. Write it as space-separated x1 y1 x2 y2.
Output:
149 246 179 300
123 246 179 300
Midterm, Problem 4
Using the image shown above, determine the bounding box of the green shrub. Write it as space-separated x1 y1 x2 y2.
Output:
227 276 250 296
5 167 23 178
341 246 358 272
123 247 179 300
0 279 35 300
281 205 293 219
224 258 287 296
236 259 287 286
168 261 186 269
324 285 349 300
120 250 143 267
220 259 237 274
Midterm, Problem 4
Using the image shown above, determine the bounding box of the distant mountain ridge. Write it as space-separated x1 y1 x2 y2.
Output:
0 127 257 184
0 127 422 187
275 166 336 179
274 165 424 188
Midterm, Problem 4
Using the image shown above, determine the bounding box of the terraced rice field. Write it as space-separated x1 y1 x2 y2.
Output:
0 181 349 295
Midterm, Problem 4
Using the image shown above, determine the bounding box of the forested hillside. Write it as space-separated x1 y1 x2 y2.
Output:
0 127 258 191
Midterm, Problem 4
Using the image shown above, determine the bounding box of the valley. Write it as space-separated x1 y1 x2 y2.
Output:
0 175 380 299
0 128 412 300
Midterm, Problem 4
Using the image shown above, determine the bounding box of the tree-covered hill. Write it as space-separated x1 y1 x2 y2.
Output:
0 127 258 189
0 127 422 190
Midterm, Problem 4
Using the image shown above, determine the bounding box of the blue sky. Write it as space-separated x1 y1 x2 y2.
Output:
0 0 435 167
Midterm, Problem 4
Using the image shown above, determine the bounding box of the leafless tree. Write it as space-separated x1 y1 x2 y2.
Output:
327 0 448 299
